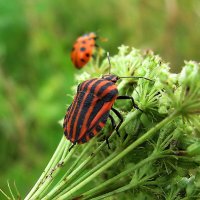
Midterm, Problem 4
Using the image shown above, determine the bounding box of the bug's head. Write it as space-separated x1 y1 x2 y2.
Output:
102 74 119 83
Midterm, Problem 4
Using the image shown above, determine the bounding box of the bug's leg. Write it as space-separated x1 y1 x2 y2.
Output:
123 132 128 142
69 142 76 152
108 114 116 130
117 95 143 112
105 137 111 149
111 107 123 136
104 114 117 149
109 114 120 137
101 133 111 149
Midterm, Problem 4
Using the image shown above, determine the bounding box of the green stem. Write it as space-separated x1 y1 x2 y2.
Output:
24 136 66 200
54 151 119 199
60 142 70 161
7 180 15 200
58 111 178 199
37 138 71 199
187 102 200 111
42 110 140 199
82 152 165 200
37 141 71 199
0 189 11 200
29 145 76 200
46 142 96 199
42 141 108 199
89 172 158 200
13 181 20 199
55 140 95 187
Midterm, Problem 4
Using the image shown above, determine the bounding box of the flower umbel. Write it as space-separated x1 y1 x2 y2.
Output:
3 46 199 200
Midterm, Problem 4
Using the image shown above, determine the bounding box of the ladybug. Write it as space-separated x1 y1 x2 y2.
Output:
70 32 97 69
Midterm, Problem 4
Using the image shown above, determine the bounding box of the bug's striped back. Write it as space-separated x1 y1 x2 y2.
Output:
63 78 118 144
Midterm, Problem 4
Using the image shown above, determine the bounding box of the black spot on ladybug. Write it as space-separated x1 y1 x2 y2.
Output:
82 40 86 44
80 47 86 52
80 58 86 62
85 53 90 57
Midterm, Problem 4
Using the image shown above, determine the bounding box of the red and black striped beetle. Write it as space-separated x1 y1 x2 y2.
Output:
63 54 148 149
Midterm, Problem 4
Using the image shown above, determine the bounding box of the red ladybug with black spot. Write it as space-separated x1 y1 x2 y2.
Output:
71 32 97 69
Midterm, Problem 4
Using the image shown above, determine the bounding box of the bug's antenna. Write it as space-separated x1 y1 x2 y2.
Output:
106 52 153 82
119 76 153 81
107 52 111 75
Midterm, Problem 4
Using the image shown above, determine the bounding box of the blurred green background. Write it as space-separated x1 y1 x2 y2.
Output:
0 0 199 197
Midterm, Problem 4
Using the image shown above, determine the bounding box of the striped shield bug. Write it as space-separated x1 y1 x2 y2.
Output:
63 53 151 150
